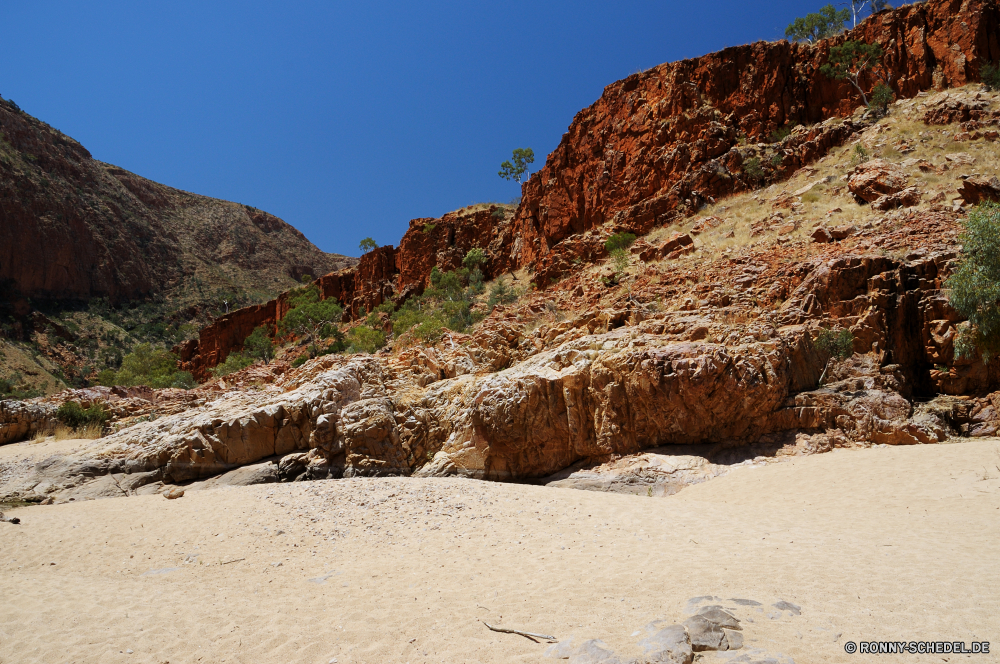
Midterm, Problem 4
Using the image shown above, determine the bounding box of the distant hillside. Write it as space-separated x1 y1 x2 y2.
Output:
0 97 354 304
0 97 356 393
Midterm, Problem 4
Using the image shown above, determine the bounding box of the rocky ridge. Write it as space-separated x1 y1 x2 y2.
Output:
0 98 354 303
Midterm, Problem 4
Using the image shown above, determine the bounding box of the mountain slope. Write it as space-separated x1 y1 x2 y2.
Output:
0 98 354 304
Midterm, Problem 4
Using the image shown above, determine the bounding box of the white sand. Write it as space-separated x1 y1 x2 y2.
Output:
1 439 998 663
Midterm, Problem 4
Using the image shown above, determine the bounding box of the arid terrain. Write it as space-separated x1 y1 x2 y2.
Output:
2 438 998 664
2 0 1000 662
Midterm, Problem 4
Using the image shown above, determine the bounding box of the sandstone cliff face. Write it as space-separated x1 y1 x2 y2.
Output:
0 99 353 303
178 207 505 380
501 0 1000 273
182 0 999 379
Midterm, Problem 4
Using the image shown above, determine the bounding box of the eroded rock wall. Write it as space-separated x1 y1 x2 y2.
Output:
501 0 1000 272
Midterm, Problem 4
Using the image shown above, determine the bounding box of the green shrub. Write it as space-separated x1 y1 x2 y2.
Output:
870 82 895 115
209 352 255 378
56 402 111 429
422 223 437 234
346 326 386 354
390 265 487 340
358 237 378 253
743 157 765 183
851 144 870 167
981 61 1000 91
487 277 517 309
243 326 274 364
769 126 793 143
278 289 344 358
815 328 855 360
770 153 784 167
291 356 308 368
463 248 487 270
0 373 41 400
98 344 195 389
948 203 1000 361
604 232 637 254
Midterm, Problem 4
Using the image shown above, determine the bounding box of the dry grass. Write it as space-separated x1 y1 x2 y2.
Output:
31 424 104 443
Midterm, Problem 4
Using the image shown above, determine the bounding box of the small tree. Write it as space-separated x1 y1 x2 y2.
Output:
499 148 535 185
359 237 378 254
604 232 636 290
820 41 885 108
487 278 517 309
815 328 855 384
743 157 766 184
243 325 274 364
785 4 850 43
278 296 344 358
870 82 895 116
604 232 637 254
982 61 1000 91
948 202 1000 362
847 0 891 28
463 247 487 270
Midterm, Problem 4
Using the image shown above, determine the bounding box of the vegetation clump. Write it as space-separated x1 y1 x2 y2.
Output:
392 265 487 342
743 157 766 185
816 328 855 360
56 401 111 429
498 148 535 185
785 4 849 43
243 326 274 364
209 352 255 378
981 61 1000 91
0 373 42 400
358 237 378 254
820 41 885 109
602 232 636 286
96 344 195 389
948 203 1000 362
277 286 345 359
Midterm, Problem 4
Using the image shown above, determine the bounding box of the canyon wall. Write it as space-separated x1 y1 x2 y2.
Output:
182 0 1000 377
499 0 1000 271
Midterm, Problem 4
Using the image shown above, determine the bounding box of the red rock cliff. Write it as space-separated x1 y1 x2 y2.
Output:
181 0 999 378
496 0 1000 271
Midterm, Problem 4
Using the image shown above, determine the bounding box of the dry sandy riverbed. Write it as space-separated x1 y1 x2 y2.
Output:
1 439 999 664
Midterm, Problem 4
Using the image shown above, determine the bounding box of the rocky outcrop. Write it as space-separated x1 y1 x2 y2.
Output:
0 99 353 304
179 206 504 378
178 0 999 379
849 159 909 203
0 400 57 445
501 0 999 277
958 175 1000 204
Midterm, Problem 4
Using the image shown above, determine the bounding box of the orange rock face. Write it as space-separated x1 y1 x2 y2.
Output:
183 0 1000 378
499 0 999 273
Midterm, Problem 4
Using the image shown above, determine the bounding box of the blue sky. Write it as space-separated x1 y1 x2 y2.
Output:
2 1 820 257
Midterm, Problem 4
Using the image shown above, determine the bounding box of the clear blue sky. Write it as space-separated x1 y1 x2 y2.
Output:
2 1 817 257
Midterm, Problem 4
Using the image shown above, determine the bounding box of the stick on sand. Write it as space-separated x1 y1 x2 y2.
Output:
482 621 557 642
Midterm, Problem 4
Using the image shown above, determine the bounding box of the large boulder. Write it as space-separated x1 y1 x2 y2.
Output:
849 159 909 203
958 176 1000 205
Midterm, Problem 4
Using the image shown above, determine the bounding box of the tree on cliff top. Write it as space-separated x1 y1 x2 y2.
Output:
359 237 378 254
499 148 535 185
820 40 884 108
847 0 891 28
948 202 1000 363
785 5 849 43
